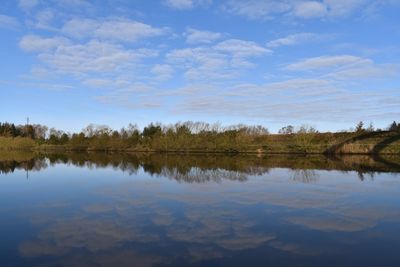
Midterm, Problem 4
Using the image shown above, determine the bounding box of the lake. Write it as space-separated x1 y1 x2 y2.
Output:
1 152 400 267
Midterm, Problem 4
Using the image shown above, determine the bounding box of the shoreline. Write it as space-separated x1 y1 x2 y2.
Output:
1 147 399 155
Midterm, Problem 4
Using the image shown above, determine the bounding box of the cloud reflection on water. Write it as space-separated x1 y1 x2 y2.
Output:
0 153 400 266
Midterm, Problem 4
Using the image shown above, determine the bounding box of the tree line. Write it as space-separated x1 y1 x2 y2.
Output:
1 120 399 152
0 121 269 152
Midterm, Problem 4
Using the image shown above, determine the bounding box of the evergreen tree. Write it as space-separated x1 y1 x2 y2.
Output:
389 121 398 131
355 121 364 133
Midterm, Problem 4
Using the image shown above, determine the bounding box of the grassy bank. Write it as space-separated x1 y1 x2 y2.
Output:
1 131 399 155
0 137 37 151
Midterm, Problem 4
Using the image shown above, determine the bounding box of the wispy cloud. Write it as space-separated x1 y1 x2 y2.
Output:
41 40 157 74
293 1 327 18
164 0 212 10
32 8 56 30
222 0 291 20
62 18 168 42
164 0 196 10
173 86 400 122
284 55 398 80
266 32 326 48
82 78 114 88
222 0 375 20
285 55 368 71
214 39 271 57
151 64 175 81
167 39 270 80
18 0 39 12
167 47 232 80
0 14 20 29
20 33 159 97
326 63 398 80
185 28 222 44
20 35 71 52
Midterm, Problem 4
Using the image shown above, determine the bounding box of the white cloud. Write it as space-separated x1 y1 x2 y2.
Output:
164 0 195 9
39 40 157 74
164 0 212 10
214 39 271 58
266 32 323 48
151 64 175 80
20 35 71 52
167 39 269 80
223 0 291 20
167 47 231 80
95 19 167 42
285 55 398 80
20 34 158 82
185 28 222 44
285 55 368 71
19 16 169 98
61 18 99 39
0 14 20 29
326 63 398 80
34 8 56 30
62 18 168 42
294 1 328 18
222 0 371 20
293 1 327 18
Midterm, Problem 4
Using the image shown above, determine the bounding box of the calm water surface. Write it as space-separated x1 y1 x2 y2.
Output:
0 153 400 267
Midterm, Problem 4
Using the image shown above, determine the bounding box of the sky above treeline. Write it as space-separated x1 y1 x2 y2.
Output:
0 0 399 133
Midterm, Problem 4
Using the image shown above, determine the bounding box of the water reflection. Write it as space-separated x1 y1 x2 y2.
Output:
0 152 400 267
291 169 319 183
2 152 400 182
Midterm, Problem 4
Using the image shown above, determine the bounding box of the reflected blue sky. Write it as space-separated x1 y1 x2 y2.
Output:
1 158 400 266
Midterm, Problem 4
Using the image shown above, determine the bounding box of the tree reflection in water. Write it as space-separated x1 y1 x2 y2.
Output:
1 152 400 182
291 169 319 183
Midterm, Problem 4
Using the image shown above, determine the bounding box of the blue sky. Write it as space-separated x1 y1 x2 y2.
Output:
0 0 399 133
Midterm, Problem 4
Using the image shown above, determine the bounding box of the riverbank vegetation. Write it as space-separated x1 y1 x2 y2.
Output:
0 121 400 154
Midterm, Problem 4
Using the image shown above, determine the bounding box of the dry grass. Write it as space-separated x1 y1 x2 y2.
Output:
0 137 37 150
